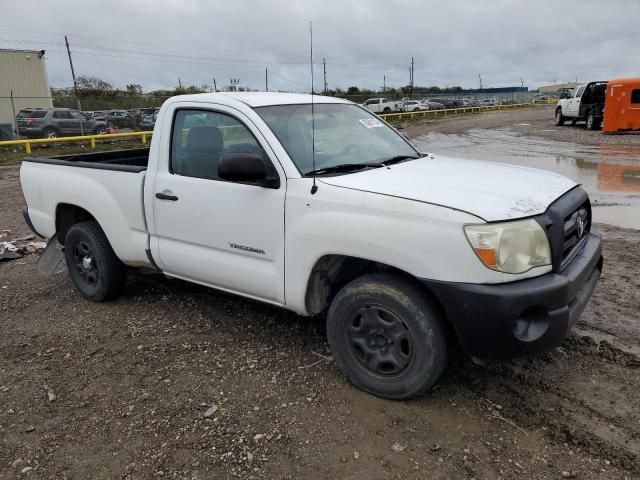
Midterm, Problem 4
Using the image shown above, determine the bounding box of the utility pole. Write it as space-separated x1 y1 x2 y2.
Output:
213 78 217 92
265 68 268 92
178 77 182 89
410 57 414 94
383 75 386 93
323 57 327 94
478 73 483 90
64 35 81 112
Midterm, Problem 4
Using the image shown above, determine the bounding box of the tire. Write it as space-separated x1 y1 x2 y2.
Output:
326 273 448 400
42 127 60 139
93 125 108 135
64 221 126 302
383 107 391 113
554 108 565 126
586 110 598 130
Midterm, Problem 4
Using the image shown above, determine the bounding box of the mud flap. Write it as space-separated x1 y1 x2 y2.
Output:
37 234 64 276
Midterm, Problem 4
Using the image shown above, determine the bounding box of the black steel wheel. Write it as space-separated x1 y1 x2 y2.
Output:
555 108 565 126
64 221 125 302
327 273 448 400
346 305 414 377
72 240 100 287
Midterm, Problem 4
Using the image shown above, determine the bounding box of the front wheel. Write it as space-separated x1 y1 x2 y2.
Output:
64 221 126 302
94 126 108 135
326 273 448 400
555 108 565 126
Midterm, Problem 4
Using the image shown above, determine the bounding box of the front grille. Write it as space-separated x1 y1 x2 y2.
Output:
560 205 590 267
536 187 591 272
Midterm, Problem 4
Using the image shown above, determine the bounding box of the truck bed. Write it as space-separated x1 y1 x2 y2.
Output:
24 147 149 173
20 147 151 266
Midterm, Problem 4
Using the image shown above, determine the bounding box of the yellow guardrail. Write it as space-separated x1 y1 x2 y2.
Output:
378 102 534 121
0 131 153 154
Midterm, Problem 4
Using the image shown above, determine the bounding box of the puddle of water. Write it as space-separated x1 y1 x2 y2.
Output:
414 129 640 229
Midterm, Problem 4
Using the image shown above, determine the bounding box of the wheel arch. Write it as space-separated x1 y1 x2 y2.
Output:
55 203 98 244
304 254 452 333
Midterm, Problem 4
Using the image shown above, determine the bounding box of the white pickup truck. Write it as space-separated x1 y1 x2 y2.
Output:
21 92 603 399
362 97 403 114
555 81 607 130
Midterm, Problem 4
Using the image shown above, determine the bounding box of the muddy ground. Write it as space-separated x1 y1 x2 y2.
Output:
1 108 639 479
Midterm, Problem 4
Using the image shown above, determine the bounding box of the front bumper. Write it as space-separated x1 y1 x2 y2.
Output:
423 230 602 360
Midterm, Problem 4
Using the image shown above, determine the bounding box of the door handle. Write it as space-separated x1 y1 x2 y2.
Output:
155 192 179 201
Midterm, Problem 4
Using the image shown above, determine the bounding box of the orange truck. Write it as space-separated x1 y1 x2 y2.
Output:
603 78 640 133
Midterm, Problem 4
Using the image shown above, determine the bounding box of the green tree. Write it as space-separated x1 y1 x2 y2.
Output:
76 75 113 90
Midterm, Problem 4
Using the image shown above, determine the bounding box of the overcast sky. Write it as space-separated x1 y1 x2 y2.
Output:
1 0 638 93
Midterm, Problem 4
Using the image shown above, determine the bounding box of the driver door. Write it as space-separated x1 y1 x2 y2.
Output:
149 106 286 304
566 86 584 116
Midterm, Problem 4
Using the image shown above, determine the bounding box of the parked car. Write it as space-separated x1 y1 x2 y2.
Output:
21 92 602 400
139 112 157 130
479 98 498 106
16 108 108 138
362 98 403 113
89 110 108 121
421 100 445 110
105 110 133 128
555 81 607 130
402 100 425 112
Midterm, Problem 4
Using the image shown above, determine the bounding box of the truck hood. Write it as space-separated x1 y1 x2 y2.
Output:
319 155 577 221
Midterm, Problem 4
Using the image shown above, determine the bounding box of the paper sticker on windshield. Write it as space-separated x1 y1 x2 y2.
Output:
359 118 384 128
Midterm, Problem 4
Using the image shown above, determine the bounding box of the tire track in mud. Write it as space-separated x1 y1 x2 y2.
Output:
449 335 640 472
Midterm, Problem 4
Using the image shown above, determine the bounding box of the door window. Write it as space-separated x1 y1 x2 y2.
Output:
631 89 640 104
575 86 585 98
52 110 72 119
170 109 267 181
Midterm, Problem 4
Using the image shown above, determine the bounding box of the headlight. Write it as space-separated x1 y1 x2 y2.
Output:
464 219 551 274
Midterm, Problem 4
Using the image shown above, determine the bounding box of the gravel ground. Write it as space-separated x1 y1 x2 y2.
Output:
1 108 639 479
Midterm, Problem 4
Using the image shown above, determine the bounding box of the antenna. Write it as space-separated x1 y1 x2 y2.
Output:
310 21 318 195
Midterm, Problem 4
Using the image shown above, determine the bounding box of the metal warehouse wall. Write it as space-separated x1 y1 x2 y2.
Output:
0 49 53 131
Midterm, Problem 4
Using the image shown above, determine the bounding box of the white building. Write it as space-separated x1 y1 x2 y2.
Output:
0 49 53 137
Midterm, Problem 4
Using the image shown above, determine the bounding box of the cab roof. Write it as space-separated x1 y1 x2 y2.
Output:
168 92 352 108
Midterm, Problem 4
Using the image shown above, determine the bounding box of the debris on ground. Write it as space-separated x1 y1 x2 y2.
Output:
0 238 45 262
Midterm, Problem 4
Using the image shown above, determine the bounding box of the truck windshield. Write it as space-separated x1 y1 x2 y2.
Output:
254 104 419 175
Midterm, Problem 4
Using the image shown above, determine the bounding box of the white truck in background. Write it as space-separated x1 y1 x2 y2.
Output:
362 97 403 113
20 92 602 400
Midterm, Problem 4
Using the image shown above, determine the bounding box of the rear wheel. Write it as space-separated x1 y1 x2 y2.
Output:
326 273 448 400
64 221 125 302
586 110 599 130
555 108 565 126
93 125 108 135
383 107 391 113
42 127 59 139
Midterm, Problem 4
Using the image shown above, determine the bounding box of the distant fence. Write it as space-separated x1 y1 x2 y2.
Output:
0 102 540 154
379 102 534 121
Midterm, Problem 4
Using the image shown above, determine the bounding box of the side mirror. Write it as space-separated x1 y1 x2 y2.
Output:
218 153 280 188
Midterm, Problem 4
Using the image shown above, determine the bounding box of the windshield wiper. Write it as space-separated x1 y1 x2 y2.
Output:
304 163 383 177
380 154 420 166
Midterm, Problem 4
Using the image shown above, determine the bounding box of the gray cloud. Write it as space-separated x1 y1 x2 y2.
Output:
1 0 638 92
